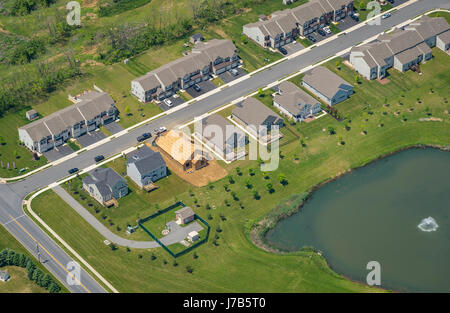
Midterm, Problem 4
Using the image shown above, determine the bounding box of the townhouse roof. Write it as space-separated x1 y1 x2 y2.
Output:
437 29 450 44
19 91 115 142
408 16 449 38
126 146 166 175
380 29 424 54
394 46 421 64
232 97 283 127
134 40 237 91
302 66 352 99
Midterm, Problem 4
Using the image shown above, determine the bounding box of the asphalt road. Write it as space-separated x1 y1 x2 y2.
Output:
0 0 448 293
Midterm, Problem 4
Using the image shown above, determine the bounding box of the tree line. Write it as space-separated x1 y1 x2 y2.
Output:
6 0 57 16
0 248 62 293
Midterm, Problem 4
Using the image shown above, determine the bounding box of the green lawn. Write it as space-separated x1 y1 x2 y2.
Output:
0 110 48 178
0 224 68 293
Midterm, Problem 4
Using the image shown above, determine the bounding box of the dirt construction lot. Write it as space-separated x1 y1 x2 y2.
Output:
146 143 228 187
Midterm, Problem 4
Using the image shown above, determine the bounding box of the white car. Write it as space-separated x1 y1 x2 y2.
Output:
323 26 332 34
163 99 173 107
154 126 167 135
381 13 391 19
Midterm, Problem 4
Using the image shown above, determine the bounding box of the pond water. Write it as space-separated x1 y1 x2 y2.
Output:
266 148 450 292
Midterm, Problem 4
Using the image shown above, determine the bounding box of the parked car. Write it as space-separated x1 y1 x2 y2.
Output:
68 168 79 174
387 0 394 4
350 14 359 22
193 84 201 92
137 132 152 142
278 46 288 55
154 127 167 135
307 35 317 43
163 98 173 107
317 29 326 36
323 26 332 34
230 69 239 76
94 155 105 162
381 13 391 19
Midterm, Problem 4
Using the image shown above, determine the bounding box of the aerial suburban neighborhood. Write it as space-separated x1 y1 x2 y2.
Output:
0 0 449 302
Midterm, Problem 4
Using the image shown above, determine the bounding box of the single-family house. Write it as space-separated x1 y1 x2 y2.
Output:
18 91 117 153
126 146 167 189
232 97 284 143
350 16 449 79
131 39 240 102
302 66 353 105
176 207 195 225
0 270 10 282
156 130 208 171
195 114 247 161
274 81 322 122
83 168 128 207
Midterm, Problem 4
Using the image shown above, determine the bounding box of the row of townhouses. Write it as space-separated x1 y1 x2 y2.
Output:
350 16 450 80
18 91 117 153
131 39 240 102
243 0 353 48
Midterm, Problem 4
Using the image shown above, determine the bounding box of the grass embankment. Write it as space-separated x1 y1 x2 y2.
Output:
0 225 68 293
30 39 450 294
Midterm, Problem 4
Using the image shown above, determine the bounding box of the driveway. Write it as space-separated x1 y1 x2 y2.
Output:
158 94 185 111
42 145 74 162
219 68 247 83
103 121 124 135
76 131 106 148
336 16 359 32
282 41 305 55
186 80 217 98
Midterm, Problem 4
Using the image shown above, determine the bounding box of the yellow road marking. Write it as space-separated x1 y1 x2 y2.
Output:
9 215 91 293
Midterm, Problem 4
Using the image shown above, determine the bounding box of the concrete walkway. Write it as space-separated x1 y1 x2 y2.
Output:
52 185 202 249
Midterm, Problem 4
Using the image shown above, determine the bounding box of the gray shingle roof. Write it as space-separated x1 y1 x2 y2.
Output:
437 29 450 44
19 91 115 142
232 97 283 127
302 66 352 99
126 146 166 175
83 168 126 198
175 207 195 219
275 81 319 115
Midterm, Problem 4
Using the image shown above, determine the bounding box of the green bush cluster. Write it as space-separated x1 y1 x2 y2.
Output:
0 248 62 293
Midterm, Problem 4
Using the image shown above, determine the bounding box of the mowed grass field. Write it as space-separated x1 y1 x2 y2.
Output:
30 49 449 292
0 225 68 293
0 110 48 178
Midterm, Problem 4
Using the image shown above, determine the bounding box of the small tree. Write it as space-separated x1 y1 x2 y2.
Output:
278 174 288 186
257 88 264 97
124 105 131 116
354 74 361 84
266 183 274 193
327 125 336 135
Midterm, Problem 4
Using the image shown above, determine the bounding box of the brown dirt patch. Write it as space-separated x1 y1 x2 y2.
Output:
146 144 227 187
377 77 390 85
82 0 99 8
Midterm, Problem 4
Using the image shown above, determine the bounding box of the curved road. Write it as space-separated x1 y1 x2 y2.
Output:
0 0 448 293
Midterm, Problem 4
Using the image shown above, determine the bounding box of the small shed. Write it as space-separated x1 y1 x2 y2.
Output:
175 206 195 225
190 33 204 44
26 109 38 121
187 231 199 242
0 270 10 282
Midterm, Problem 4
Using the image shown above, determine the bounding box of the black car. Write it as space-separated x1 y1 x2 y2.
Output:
137 132 152 142
387 0 394 4
94 155 105 162
317 29 326 36
68 168 79 174
351 14 359 22
278 46 288 55
307 35 317 43
193 85 201 92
